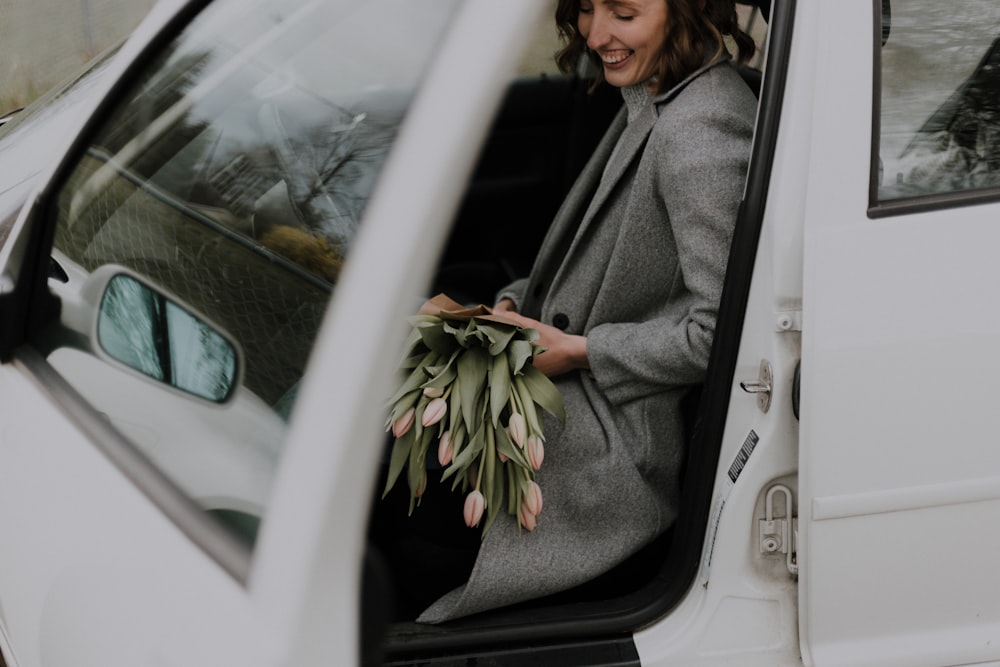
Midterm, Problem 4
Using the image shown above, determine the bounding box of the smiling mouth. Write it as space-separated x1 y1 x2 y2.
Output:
600 50 632 65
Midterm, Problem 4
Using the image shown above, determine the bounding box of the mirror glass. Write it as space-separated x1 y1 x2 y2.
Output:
98 274 238 402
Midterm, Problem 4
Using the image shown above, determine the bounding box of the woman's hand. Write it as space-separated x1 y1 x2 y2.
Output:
496 310 588 378
493 298 517 314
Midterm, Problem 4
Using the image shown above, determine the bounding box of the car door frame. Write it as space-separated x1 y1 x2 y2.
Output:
0 1 549 666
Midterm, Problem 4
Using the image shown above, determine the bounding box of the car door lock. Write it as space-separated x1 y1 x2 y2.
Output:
759 483 798 577
740 359 773 413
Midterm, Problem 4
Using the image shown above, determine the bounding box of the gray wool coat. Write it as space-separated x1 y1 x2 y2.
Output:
417 56 757 624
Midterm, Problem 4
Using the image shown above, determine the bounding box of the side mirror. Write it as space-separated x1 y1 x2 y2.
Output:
96 272 240 403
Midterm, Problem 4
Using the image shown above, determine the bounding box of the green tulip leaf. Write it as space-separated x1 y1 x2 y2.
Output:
387 361 432 406
442 424 484 481
411 394 430 440
489 353 511 427
382 428 414 498
400 351 428 370
506 462 519 514
495 422 530 469
481 460 504 538
512 376 542 437
476 323 517 356
420 348 463 389
447 424 466 465
483 426 496 510
387 389 420 425
423 360 458 390
448 375 462 430
507 339 534 375
457 346 488 433
521 364 566 423
398 324 429 361
416 321 459 354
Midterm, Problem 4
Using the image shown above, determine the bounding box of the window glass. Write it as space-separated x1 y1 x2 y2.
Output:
517 0 562 76
37 0 460 547
736 2 768 71
878 0 1000 201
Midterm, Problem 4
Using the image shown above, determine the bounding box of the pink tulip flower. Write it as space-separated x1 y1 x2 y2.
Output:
391 407 415 438
508 413 527 448
464 490 486 527
421 397 448 427
526 435 544 470
518 503 537 532
437 431 453 467
524 481 543 516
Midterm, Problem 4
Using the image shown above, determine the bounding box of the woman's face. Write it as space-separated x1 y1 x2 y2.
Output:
578 0 669 88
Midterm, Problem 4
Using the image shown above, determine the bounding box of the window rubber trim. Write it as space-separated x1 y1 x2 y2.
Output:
867 0 1000 219
382 637 639 667
867 0 885 214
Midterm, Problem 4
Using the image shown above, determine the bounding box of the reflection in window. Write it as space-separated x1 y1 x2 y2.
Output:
879 0 1000 201
99 273 237 402
41 0 461 550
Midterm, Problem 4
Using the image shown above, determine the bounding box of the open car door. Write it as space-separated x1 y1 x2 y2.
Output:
799 1 1000 664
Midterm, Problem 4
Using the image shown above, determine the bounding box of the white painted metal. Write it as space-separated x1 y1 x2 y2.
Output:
632 193 804 666
0 359 260 666
799 1 1000 665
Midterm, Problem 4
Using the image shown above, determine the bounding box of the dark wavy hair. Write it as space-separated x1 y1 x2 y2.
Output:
554 0 756 94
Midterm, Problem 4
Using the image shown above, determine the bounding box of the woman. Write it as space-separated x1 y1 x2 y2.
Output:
417 0 757 623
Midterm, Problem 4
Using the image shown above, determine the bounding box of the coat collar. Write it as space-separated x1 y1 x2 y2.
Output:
652 48 733 107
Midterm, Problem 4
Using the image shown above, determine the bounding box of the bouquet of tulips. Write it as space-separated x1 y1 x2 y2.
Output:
384 294 565 536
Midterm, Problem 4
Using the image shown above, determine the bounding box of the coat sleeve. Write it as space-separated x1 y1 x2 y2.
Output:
587 76 755 405
494 278 529 310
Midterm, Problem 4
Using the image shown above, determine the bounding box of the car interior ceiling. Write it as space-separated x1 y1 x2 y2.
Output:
367 0 773 660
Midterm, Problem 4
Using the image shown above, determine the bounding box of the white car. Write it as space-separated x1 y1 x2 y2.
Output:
0 0 999 665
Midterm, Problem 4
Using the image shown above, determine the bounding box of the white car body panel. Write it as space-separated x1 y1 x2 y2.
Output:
0 360 259 667
799 1 1000 666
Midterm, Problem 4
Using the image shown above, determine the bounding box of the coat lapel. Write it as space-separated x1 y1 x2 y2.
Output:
541 101 658 305
520 109 627 315
570 52 733 242
571 102 658 243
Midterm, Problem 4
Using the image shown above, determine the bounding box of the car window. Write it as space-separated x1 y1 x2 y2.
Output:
516 0 561 76
737 2 768 70
34 0 460 548
877 0 1000 203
